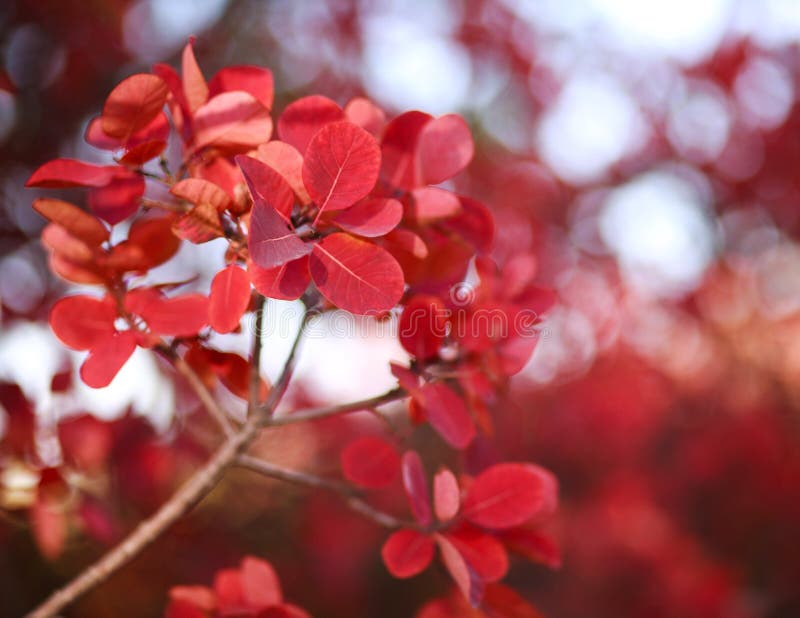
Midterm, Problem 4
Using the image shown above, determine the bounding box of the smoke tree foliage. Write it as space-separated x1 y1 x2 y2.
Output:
16 40 557 617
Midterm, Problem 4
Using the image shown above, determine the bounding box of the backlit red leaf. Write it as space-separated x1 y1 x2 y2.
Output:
332 198 402 237
172 202 224 243
340 437 400 489
80 330 137 388
445 526 509 582
130 292 210 337
26 159 121 188
256 141 310 204
497 528 561 569
101 73 169 141
436 534 485 607
277 95 345 153
87 174 145 224
49 295 117 350
401 450 432 526
193 91 272 152
462 463 552 530
33 198 109 246
399 295 447 361
209 265 251 334
380 110 432 190
434 468 461 522
181 39 208 114
418 382 476 449
249 256 310 301
345 97 386 136
209 65 274 109
410 187 462 225
241 556 283 608
171 178 232 212
416 114 474 185
108 215 180 272
237 156 309 269
309 233 404 314
381 529 435 578
302 121 381 217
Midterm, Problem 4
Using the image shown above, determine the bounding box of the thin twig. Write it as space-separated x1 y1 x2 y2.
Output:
162 347 236 438
235 455 409 529
268 387 407 426
248 295 265 414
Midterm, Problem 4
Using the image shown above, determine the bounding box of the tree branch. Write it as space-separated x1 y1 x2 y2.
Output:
248 295 266 413
268 387 407 426
235 454 410 529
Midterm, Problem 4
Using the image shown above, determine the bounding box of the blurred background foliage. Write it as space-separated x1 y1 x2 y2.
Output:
1 0 800 616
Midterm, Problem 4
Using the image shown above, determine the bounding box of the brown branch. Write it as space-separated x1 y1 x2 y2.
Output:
248 295 265 413
25 306 309 618
235 455 409 529
267 387 407 426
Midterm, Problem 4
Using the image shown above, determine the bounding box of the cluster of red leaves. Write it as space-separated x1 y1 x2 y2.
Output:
166 556 309 618
21 38 558 616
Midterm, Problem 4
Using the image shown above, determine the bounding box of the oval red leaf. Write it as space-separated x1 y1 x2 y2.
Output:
433 467 460 522
249 256 310 301
332 198 402 237
171 178 232 212
401 450 432 526
26 159 121 188
399 295 447 361
87 174 145 224
237 156 310 269
345 97 386 136
126 290 210 337
241 556 282 608
309 233 404 315
416 114 474 185
302 121 381 217
381 529 435 579
50 295 117 350
209 265 251 334
277 95 345 153
209 65 274 109
435 534 484 607
101 73 169 142
193 91 272 152
380 110 432 190
256 141 310 204
33 198 109 247
445 526 509 582
340 437 400 489
418 382 476 449
462 463 552 530
410 187 462 225
80 330 138 388
181 40 208 114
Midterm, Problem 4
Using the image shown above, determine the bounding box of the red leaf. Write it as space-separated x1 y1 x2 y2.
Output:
50 295 117 350
108 215 181 273
249 256 311 301
193 91 272 152
118 139 167 166
381 529 435 578
380 110 432 190
237 156 309 269
434 467 461 522
390 362 422 396
462 464 553 530
416 114 474 185
340 437 400 489
436 534 485 607
31 494 66 560
302 121 381 217
80 330 137 388
26 159 121 188
87 174 145 224
173 202 224 243
241 556 283 608
181 39 208 114
214 568 245 611
100 73 169 142
410 187 462 225
418 382 476 449
168 586 215 614
445 526 509 582
277 95 345 153
209 265 251 333
345 97 386 137
171 178 232 212
332 197 402 237
401 450 432 526
442 196 495 253
256 141 310 204
126 291 210 337
209 65 274 109
58 415 113 471
399 295 447 361
236 155 294 222
497 528 561 569
41 224 94 264
33 198 109 246
309 233 404 314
